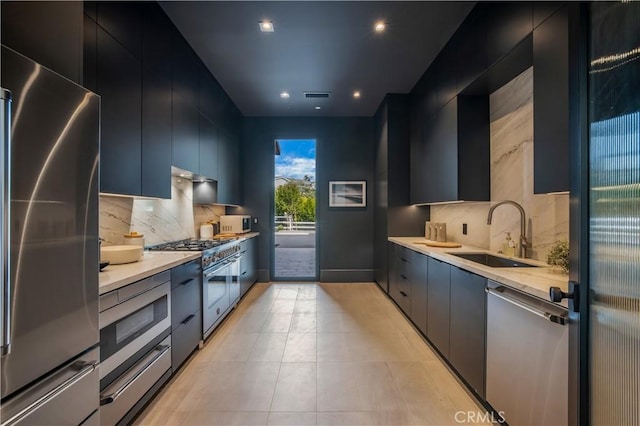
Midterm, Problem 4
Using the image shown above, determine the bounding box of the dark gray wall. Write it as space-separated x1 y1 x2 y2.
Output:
240 117 374 282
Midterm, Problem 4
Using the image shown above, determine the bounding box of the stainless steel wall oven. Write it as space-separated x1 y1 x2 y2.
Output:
98 271 172 425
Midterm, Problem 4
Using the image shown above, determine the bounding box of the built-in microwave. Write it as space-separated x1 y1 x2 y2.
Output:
220 215 251 234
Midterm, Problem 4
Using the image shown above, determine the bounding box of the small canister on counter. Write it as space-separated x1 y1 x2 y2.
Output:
425 221 431 240
200 222 214 240
123 231 145 247
435 223 447 242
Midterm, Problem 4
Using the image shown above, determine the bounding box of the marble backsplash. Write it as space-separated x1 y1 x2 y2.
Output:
431 67 569 262
99 177 225 246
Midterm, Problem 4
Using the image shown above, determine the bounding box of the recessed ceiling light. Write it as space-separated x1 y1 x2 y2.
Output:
259 21 274 32
353 91 361 99
280 91 290 99
374 21 386 33
315 106 321 110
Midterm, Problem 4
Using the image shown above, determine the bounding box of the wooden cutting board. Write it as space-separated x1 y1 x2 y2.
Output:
414 240 462 248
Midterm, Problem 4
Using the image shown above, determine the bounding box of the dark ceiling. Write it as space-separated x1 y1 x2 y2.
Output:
160 1 474 117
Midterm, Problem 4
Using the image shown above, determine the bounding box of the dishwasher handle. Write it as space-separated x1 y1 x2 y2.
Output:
486 288 567 325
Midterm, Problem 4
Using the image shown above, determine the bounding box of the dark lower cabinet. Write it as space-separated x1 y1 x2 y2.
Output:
170 260 202 371
389 243 411 315
409 251 428 335
427 257 451 358
240 236 258 298
449 266 487 398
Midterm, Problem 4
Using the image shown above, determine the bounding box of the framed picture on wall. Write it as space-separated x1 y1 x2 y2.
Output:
329 181 366 207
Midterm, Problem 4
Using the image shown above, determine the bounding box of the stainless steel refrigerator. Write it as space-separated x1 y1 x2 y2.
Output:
1 46 100 425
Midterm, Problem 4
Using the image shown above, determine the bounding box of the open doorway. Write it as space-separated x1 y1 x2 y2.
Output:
274 139 317 280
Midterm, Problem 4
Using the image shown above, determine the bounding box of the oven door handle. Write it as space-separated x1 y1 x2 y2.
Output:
204 264 228 279
100 344 170 406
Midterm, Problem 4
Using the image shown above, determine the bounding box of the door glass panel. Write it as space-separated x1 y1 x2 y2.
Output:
589 3 640 424
274 139 317 280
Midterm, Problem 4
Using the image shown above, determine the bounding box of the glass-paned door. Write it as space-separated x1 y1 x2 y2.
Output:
589 2 640 424
273 139 318 280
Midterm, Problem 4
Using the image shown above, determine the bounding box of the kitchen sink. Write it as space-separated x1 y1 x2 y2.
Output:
449 252 539 268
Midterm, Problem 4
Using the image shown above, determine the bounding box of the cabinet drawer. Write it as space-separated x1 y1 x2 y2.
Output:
171 259 201 290
172 310 201 371
171 275 201 330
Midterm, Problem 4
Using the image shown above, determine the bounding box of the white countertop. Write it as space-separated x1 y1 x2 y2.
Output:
98 233 260 295
389 237 568 308
99 252 201 295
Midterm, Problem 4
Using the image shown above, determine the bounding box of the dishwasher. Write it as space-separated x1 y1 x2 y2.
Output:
485 281 568 426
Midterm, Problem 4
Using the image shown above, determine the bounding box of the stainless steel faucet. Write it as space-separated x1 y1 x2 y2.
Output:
487 200 529 258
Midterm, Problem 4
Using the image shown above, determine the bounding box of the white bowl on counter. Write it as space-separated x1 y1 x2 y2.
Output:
100 245 143 265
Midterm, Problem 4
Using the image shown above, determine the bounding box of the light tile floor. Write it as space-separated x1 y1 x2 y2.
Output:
135 283 491 426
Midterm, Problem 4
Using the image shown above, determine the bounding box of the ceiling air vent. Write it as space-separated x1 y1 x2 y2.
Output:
304 92 331 99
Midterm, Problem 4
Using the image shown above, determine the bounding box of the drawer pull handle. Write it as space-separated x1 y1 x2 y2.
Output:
179 278 194 286
100 344 169 405
400 291 408 297
181 314 196 325
241 271 247 276
400 274 407 280
400 258 407 262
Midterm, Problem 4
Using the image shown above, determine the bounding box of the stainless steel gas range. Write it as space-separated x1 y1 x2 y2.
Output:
148 238 243 339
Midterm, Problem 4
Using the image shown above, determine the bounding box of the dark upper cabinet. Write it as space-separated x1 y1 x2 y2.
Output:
485 2 533 67
455 7 487 93
141 3 172 198
427 257 450 358
171 33 201 173
96 2 142 60
533 5 570 194
409 250 428 336
411 96 490 204
96 26 142 195
1 1 84 84
200 64 228 124
449 266 487 398
217 129 241 205
199 114 219 181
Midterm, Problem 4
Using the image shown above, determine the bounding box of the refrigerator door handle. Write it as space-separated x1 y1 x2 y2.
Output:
0 361 98 426
0 87 11 357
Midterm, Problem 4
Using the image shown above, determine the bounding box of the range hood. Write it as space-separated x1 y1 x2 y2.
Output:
171 166 218 204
